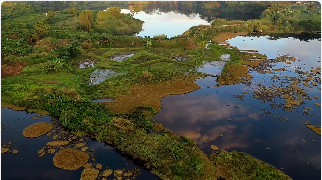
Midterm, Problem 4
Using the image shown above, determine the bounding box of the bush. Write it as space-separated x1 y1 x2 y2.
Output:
52 40 82 61
39 58 66 72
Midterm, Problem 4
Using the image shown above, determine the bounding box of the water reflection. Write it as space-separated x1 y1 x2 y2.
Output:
153 35 321 180
1 108 160 180
121 9 209 38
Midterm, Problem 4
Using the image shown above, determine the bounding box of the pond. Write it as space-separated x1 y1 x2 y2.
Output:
153 35 321 180
1 108 160 180
121 9 210 38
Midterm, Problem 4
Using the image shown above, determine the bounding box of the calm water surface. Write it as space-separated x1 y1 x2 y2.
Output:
1 108 160 180
154 35 321 180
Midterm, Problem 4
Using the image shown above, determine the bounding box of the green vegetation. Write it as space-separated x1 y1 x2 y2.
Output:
210 150 291 180
2 1 310 179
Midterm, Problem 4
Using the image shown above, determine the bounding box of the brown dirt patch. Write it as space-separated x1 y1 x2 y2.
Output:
53 148 89 170
81 41 93 49
243 59 263 68
306 125 321 135
23 122 53 138
213 32 248 43
105 76 200 113
8 34 20 39
1 61 27 78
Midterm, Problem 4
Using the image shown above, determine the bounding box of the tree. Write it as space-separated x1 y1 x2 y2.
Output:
78 10 94 32
34 21 50 40
46 11 56 23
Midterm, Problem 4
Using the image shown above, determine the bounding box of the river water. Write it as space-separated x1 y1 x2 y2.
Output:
2 4 321 180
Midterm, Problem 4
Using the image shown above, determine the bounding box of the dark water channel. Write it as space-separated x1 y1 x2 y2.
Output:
1 108 160 180
154 35 321 180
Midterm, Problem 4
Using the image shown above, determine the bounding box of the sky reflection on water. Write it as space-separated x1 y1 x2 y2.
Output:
154 35 321 180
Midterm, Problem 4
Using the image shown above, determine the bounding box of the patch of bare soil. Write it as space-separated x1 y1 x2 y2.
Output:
213 32 248 43
1 61 27 78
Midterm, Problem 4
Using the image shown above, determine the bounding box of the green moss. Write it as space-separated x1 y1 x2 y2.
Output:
212 150 291 180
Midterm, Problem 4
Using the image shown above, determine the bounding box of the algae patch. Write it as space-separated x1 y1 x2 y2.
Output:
306 125 321 135
80 167 100 180
46 141 70 146
53 148 89 170
23 122 53 138
1 147 10 154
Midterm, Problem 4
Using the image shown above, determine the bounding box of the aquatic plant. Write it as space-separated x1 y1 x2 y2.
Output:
53 148 89 170
80 167 99 180
22 122 53 138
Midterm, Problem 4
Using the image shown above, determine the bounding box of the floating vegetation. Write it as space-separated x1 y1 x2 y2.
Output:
22 122 53 138
53 148 89 170
75 142 87 148
102 169 113 177
96 163 102 170
114 169 123 177
217 63 252 86
89 69 125 85
211 145 219 151
1 147 10 154
306 125 321 135
46 141 70 146
80 167 100 180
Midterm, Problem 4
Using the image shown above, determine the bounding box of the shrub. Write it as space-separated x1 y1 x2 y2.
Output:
39 58 66 72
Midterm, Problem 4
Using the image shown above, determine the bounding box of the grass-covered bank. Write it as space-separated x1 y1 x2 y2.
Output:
1 41 292 179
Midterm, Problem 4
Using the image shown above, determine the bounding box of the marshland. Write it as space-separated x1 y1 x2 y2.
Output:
1 1 321 180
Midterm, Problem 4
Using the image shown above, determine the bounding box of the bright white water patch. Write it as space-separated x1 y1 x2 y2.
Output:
198 61 227 76
121 9 209 38
79 61 94 69
111 53 135 62
220 54 230 61
89 69 125 85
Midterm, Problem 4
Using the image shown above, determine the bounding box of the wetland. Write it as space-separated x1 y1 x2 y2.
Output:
1 1 321 180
